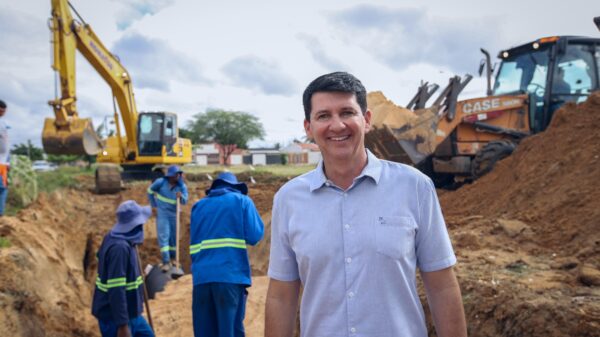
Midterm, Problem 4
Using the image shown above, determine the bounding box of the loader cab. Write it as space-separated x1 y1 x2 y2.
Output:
137 112 178 156
492 36 600 132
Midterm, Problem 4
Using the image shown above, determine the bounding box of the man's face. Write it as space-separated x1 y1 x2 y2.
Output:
0 107 5 118
304 92 371 163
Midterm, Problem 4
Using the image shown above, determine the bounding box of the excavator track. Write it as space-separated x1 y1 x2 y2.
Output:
95 164 122 194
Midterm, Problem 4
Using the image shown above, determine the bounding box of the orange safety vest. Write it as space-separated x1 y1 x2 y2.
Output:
0 164 8 187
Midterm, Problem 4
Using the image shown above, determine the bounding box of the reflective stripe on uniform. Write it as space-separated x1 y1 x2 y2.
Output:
96 275 143 292
160 246 177 252
155 193 177 205
190 238 246 255
148 186 177 205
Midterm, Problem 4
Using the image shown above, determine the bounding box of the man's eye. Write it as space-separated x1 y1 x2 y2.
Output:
316 114 329 120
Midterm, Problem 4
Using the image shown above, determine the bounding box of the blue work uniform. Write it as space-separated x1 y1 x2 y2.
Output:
189 187 264 337
91 227 154 337
147 177 188 263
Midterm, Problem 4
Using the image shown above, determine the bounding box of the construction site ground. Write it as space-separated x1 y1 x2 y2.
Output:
1 93 600 336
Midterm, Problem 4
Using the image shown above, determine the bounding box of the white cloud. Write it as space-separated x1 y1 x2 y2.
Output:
112 32 211 91
222 56 298 96
111 0 175 30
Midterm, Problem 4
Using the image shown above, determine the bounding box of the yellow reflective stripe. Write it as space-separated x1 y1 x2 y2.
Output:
169 246 176 251
147 187 154 194
160 246 170 252
96 276 143 292
155 193 176 205
190 238 247 255
107 277 126 284
125 276 143 291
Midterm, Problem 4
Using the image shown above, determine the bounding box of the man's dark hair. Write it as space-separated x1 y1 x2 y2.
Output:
0 100 6 109
302 72 367 120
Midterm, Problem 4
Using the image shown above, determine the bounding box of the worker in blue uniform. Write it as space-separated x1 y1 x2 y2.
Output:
147 165 188 271
92 200 154 337
189 172 264 337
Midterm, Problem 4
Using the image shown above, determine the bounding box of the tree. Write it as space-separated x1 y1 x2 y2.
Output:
187 109 265 165
11 140 44 161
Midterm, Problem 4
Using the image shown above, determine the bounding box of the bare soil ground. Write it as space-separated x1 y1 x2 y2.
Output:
1 93 599 336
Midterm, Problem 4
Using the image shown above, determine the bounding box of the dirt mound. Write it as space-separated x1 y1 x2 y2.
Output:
443 92 600 260
439 92 600 337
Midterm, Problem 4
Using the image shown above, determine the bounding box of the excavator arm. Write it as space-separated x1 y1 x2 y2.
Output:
44 0 138 158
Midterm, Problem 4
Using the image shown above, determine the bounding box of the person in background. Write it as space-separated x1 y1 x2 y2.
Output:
0 100 10 216
265 72 467 337
190 172 264 337
147 165 188 271
92 200 154 337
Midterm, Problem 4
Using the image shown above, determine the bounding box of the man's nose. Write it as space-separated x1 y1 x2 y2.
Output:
329 115 346 131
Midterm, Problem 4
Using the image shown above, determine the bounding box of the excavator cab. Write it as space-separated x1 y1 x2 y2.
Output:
137 112 178 157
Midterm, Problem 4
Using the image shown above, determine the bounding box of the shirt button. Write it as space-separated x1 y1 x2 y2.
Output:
344 224 350 230
348 291 354 298
350 327 356 333
346 257 352 264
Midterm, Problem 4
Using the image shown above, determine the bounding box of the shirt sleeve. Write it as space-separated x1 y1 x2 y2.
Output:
242 196 264 246
179 182 189 205
105 244 130 326
147 179 160 208
415 177 457 272
267 191 300 281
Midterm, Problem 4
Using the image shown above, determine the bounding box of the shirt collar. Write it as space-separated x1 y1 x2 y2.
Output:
308 149 382 192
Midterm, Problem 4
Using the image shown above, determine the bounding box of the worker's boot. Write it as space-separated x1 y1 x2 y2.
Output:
160 263 170 273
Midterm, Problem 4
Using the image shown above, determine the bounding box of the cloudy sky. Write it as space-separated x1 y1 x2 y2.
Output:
1 0 598 149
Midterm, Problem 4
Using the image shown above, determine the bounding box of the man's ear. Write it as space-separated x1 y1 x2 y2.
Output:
304 119 313 140
364 109 372 132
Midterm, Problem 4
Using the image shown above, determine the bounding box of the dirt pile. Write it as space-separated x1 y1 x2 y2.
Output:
440 92 600 336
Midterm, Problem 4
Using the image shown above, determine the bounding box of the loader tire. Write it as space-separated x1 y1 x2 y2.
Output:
471 140 516 179
95 164 122 194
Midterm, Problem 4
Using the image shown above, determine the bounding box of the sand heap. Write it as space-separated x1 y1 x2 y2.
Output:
439 92 600 337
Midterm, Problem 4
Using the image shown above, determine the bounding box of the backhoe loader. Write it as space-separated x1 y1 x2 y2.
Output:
44 0 192 193
366 18 600 187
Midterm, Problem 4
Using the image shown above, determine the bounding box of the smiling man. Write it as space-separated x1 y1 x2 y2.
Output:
264 72 467 337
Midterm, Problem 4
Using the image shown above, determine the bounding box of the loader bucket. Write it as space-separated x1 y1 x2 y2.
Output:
42 118 104 155
366 91 439 165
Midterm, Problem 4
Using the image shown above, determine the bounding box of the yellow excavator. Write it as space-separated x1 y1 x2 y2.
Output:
44 0 192 193
366 18 600 187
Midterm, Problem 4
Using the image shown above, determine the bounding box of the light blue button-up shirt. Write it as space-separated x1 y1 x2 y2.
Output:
268 150 456 337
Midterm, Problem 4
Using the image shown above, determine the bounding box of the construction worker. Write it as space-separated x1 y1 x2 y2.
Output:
0 100 9 216
147 165 188 271
92 200 154 337
189 172 264 337
265 72 467 337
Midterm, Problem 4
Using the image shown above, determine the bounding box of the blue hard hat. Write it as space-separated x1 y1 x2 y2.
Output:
206 172 248 195
165 165 183 177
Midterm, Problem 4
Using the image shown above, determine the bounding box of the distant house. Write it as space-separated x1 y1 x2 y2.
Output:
246 147 282 165
280 142 321 164
192 143 220 165
192 143 248 165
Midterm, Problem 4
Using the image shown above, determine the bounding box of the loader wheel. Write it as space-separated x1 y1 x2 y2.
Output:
471 140 516 179
95 164 122 194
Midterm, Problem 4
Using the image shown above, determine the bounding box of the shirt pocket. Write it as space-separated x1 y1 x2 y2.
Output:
374 216 416 259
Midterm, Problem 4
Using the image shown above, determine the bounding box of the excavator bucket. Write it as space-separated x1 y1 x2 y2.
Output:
366 91 439 165
42 118 104 155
